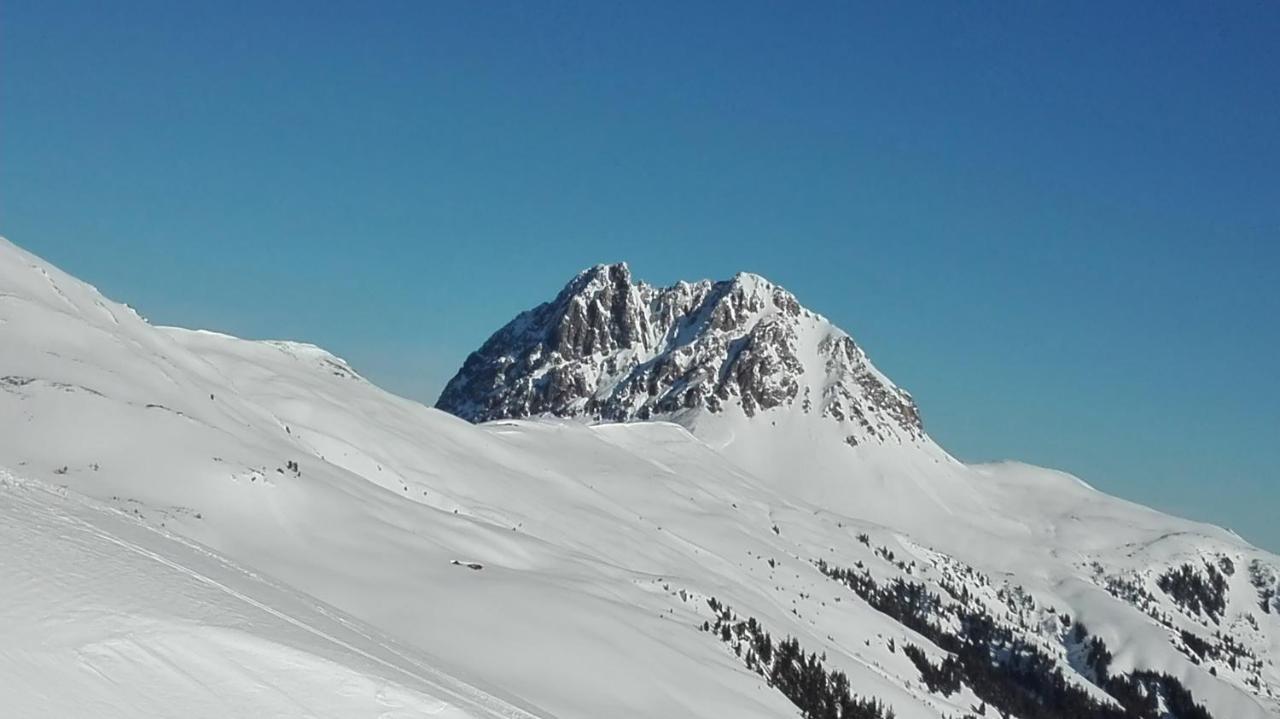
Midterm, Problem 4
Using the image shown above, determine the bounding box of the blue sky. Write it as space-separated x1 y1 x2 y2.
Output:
2 2 1277 550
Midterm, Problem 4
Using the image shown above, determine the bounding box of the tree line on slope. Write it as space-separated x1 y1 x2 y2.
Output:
816 559 1215 719
1157 560 1231 625
702 596 897 719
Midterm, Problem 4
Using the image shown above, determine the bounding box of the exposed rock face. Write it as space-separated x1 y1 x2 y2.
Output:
437 263 924 444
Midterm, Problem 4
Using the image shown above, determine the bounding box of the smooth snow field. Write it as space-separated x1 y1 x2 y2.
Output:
0 473 527 719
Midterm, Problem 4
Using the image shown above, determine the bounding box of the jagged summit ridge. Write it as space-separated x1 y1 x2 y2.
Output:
436 263 924 444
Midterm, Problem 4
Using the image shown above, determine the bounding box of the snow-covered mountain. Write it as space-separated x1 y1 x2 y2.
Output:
437 262 923 447
2 237 1278 719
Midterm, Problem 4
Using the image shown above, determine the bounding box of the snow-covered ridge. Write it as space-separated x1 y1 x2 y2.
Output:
437 262 923 447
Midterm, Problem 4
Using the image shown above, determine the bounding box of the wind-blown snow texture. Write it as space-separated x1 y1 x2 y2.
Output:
2 238 1277 719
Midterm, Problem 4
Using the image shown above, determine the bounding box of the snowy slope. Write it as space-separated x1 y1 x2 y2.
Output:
0 473 534 719
436 259 1280 716
1 236 1277 719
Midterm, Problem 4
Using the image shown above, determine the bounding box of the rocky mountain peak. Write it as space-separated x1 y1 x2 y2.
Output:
436 264 925 445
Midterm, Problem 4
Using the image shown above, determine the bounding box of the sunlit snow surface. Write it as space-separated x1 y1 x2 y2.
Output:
1 236 1276 718
0 474 526 719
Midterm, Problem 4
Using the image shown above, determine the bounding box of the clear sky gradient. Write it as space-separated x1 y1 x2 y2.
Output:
2 2 1277 550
